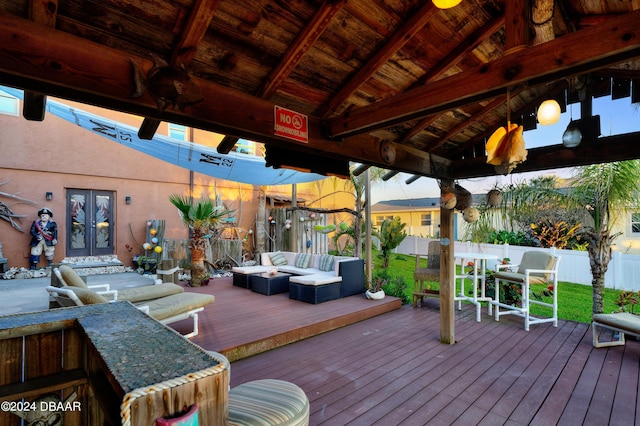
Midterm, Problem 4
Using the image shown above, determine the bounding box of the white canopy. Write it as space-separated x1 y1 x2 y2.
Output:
2 87 325 186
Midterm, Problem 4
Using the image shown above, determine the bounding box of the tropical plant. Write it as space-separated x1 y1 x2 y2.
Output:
378 216 407 268
498 161 640 314
614 290 640 314
530 219 583 249
571 160 640 313
169 194 233 286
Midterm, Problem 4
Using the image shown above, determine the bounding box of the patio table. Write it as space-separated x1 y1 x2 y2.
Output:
454 252 498 322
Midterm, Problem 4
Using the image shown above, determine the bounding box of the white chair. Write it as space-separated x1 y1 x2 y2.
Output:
492 251 561 331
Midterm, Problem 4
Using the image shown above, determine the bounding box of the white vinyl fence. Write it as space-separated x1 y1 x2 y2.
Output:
396 236 640 291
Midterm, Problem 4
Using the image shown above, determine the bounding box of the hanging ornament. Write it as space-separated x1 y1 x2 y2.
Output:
440 192 457 209
486 91 528 175
486 189 503 207
462 207 480 223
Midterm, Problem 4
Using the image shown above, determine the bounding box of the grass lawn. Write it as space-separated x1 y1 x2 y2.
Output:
369 252 624 324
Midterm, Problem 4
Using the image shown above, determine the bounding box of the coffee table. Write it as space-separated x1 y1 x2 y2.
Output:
250 272 291 295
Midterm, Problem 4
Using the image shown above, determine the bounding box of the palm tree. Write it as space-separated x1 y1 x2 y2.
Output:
571 161 640 313
497 162 640 314
169 194 232 286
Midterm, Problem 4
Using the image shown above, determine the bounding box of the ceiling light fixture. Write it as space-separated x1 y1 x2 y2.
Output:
433 0 462 9
537 99 561 125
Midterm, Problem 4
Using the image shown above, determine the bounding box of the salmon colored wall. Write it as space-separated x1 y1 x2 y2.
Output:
0 96 351 268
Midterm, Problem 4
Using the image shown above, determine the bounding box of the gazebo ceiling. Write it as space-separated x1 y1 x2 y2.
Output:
1 0 639 181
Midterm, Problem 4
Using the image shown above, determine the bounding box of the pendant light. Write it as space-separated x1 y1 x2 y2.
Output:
537 99 561 125
433 0 462 9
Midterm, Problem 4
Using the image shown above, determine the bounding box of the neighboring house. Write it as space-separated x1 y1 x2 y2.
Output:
0 91 351 270
371 197 448 239
373 195 640 255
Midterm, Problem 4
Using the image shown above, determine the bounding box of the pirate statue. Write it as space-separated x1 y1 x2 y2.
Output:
29 207 58 270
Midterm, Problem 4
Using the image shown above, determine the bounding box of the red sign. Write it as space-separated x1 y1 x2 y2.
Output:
274 106 308 143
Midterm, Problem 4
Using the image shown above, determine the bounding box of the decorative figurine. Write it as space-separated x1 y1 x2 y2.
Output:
29 207 58 270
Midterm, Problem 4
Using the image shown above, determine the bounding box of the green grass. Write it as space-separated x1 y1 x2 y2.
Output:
369 252 625 324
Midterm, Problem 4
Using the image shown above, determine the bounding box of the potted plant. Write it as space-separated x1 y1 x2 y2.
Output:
366 276 386 300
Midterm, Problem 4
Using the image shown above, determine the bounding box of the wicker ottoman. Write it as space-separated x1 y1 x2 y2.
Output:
288 275 342 304
232 266 273 289
229 379 309 426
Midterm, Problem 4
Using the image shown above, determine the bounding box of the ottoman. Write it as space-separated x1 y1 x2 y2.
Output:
288 274 342 304
229 379 309 426
232 265 273 289
250 272 291 296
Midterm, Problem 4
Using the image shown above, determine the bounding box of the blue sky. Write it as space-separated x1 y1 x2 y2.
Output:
371 96 640 203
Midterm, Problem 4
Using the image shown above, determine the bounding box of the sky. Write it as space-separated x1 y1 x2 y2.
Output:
370 96 640 204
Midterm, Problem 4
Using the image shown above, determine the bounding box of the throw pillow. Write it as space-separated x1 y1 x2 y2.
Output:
59 265 88 288
319 254 335 272
269 251 288 266
70 287 108 305
295 253 312 268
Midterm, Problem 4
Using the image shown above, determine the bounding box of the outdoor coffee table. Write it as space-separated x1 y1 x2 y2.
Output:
249 272 291 295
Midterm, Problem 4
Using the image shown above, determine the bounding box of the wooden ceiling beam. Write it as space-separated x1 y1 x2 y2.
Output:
398 16 505 145
218 0 345 154
451 131 640 179
22 0 58 121
316 1 438 118
326 9 640 138
138 0 221 140
0 14 447 177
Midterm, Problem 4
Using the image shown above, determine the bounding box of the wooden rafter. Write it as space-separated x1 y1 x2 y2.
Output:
138 0 221 140
23 0 59 121
398 15 505 145
316 1 438 118
326 9 640 138
217 0 346 154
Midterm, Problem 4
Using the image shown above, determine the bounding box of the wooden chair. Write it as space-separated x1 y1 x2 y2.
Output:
413 240 441 307
492 251 561 331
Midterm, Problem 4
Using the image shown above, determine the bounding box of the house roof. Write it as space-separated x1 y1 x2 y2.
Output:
1 1 639 182
372 194 486 212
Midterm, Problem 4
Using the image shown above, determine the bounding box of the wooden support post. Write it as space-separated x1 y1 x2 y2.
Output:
440 180 455 344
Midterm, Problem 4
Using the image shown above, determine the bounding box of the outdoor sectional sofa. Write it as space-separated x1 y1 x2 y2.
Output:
233 251 365 303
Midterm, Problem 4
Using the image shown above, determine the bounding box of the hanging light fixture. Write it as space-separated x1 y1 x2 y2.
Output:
562 120 582 148
433 0 462 9
537 99 561 125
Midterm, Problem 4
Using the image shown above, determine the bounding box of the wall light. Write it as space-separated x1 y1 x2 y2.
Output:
125 196 131 204
537 99 561 126
45 192 53 201
433 0 462 9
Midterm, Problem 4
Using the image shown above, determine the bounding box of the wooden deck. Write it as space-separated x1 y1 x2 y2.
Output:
170 277 640 425
171 276 401 361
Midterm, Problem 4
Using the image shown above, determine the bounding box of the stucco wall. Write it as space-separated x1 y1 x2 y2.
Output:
0 97 348 269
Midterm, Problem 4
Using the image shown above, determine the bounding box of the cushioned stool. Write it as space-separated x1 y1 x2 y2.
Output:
229 379 310 426
288 275 342 304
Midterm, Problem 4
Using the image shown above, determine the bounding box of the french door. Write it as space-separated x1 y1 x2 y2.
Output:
66 189 114 256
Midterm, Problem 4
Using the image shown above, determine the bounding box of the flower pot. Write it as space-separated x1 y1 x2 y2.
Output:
366 289 385 300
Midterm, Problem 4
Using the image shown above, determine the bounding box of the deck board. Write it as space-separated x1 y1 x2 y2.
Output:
164 276 640 425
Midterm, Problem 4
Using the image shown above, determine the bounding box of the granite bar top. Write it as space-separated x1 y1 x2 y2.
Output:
0 302 223 393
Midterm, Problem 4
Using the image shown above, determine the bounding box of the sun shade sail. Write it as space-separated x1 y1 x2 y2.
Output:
2 87 325 186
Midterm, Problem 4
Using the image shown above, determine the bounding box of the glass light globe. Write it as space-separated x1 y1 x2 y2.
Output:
432 0 462 9
537 99 561 125
562 121 582 148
